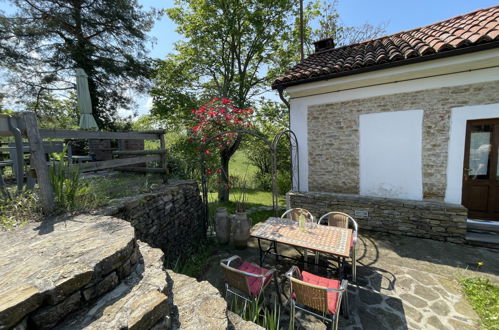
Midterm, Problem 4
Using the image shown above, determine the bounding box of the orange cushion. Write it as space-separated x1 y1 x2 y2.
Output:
238 261 272 296
301 271 341 314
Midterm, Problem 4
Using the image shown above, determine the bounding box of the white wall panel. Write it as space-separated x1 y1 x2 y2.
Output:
359 110 424 200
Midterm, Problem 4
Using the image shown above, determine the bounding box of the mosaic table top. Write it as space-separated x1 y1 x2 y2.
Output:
250 217 352 257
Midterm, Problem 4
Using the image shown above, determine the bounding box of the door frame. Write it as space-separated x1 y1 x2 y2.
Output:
445 103 499 205
461 118 499 220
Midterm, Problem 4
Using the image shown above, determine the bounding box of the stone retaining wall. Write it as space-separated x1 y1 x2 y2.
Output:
100 180 205 262
288 191 467 243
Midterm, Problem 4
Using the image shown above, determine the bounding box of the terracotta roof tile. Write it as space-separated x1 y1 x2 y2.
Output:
273 5 499 88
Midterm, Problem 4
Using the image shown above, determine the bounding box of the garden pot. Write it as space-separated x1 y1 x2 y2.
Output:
232 212 250 249
215 207 230 244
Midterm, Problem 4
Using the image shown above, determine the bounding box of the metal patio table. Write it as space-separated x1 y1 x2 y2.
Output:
250 217 353 279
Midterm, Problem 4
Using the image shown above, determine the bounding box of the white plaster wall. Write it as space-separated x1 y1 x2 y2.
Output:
445 103 499 204
359 110 424 200
289 98 308 192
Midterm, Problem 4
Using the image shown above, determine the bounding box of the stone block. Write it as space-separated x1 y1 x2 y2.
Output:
83 272 119 301
30 291 81 329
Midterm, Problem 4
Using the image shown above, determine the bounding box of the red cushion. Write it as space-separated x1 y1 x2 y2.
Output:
301 271 341 314
238 261 272 296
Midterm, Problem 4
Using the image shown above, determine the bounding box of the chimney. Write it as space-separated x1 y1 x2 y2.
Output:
313 37 335 52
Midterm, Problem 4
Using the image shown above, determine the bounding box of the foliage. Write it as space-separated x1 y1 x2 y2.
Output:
231 297 282 330
28 93 79 129
0 0 160 129
189 97 255 202
0 190 43 231
169 237 218 278
312 0 387 48
459 277 499 330
48 150 87 211
151 0 296 125
78 173 164 209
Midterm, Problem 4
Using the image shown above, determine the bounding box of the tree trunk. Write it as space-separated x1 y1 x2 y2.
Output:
218 153 230 202
218 135 242 203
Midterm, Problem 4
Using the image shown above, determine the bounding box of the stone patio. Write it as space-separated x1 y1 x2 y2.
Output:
201 231 499 329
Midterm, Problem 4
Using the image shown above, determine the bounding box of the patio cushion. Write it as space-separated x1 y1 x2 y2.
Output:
301 271 341 314
238 261 272 296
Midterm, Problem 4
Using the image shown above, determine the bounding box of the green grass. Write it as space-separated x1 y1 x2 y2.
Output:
459 277 499 330
169 237 219 278
80 172 164 208
229 151 259 185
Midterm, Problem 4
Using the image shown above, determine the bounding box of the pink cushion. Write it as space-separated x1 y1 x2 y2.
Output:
238 261 272 296
301 271 341 314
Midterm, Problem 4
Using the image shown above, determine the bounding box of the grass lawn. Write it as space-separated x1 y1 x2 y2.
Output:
459 276 499 330
228 151 259 188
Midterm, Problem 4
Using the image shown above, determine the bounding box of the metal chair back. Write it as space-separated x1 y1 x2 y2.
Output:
319 212 358 231
221 261 251 297
281 208 314 222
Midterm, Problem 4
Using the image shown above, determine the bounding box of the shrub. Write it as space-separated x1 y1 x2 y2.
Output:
0 190 43 230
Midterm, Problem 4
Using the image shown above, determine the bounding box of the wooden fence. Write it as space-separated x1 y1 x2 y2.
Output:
1 112 167 212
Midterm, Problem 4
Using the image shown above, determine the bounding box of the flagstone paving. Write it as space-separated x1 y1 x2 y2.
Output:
201 231 499 329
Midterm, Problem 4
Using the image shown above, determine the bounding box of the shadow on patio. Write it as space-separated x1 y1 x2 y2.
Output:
200 230 488 329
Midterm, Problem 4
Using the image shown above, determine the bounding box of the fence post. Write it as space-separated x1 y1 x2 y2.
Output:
159 131 168 183
22 112 54 212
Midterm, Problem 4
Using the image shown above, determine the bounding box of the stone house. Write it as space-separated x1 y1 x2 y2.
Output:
272 6 499 244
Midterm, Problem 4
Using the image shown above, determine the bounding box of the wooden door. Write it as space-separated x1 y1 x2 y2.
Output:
462 118 499 220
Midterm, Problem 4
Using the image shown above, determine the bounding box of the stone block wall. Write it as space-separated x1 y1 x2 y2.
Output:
102 180 205 262
288 191 467 243
307 80 499 199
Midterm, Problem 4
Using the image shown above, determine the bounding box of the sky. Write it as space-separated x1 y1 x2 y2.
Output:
1 0 498 117
135 0 499 117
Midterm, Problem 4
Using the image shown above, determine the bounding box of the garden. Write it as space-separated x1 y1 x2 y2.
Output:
0 0 498 329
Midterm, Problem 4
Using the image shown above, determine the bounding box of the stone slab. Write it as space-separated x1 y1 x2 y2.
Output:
169 271 228 330
0 215 136 329
56 241 169 330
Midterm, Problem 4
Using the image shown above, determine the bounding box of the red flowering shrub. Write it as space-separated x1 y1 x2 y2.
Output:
188 97 254 193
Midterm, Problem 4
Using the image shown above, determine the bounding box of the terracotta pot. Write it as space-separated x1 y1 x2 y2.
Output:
215 207 230 244
232 212 250 249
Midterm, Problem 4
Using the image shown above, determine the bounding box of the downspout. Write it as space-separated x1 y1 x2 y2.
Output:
277 86 290 129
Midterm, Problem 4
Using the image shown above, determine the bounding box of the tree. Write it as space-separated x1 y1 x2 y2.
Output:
27 93 79 129
152 0 384 201
189 97 254 202
152 0 297 202
312 0 386 48
151 0 296 124
0 0 159 129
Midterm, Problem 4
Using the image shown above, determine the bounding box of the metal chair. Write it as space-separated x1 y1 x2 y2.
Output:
281 208 315 222
281 208 315 265
317 212 358 282
220 255 277 309
286 266 349 330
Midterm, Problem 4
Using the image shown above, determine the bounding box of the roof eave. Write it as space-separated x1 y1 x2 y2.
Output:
272 40 499 90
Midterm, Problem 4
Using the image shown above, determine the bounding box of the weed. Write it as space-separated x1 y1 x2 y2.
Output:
0 190 43 230
459 276 499 330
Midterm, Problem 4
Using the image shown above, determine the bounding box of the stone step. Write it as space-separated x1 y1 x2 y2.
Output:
467 219 499 233
57 241 170 330
465 232 499 246
0 215 137 329
168 271 228 330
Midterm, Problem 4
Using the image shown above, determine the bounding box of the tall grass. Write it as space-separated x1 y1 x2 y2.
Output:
49 151 85 211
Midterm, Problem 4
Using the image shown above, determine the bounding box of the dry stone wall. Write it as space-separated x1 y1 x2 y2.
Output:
307 80 499 199
288 191 467 243
100 180 205 263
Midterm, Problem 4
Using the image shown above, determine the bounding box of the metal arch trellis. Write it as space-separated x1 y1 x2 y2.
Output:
199 129 300 235
271 129 300 212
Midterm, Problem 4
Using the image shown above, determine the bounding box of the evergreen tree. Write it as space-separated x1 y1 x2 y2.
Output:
0 0 160 128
